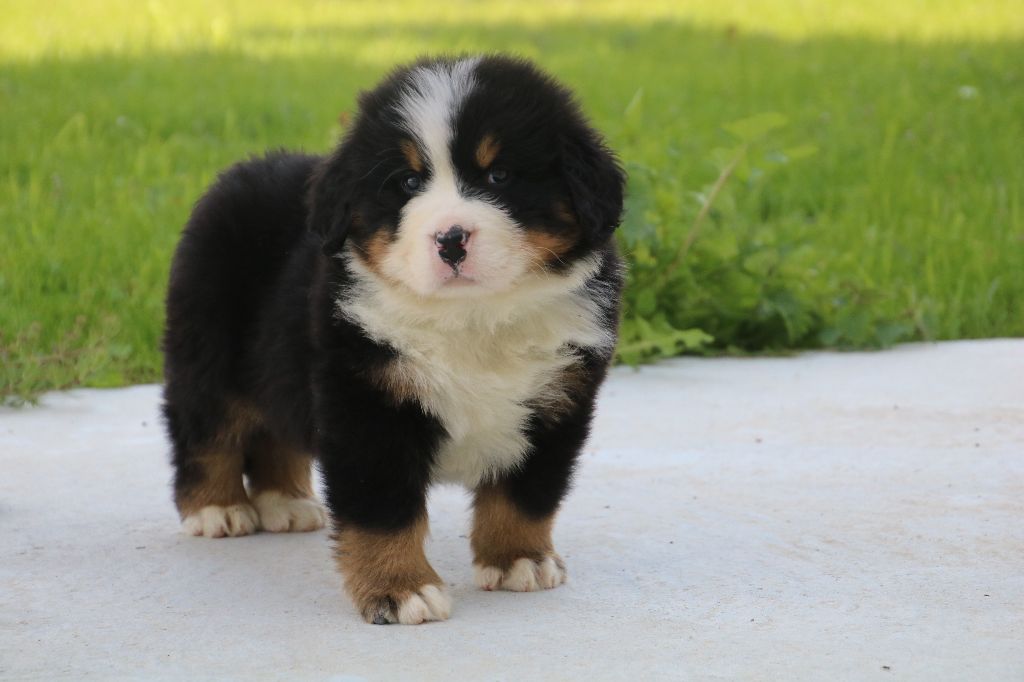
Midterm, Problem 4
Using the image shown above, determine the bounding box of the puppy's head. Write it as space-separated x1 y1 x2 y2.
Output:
309 55 624 298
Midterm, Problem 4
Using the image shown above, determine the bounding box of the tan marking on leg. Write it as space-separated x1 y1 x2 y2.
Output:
174 402 261 517
475 134 501 168
400 139 423 173
245 433 326 533
471 486 566 591
334 515 447 624
245 434 315 498
471 485 555 571
175 449 250 517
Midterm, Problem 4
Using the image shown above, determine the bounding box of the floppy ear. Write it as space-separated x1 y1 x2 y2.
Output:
560 130 626 246
307 153 353 256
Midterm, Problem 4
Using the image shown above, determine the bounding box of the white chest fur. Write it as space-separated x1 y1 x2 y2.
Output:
338 255 613 487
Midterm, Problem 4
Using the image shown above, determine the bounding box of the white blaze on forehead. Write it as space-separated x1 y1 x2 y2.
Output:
385 56 530 298
394 57 481 187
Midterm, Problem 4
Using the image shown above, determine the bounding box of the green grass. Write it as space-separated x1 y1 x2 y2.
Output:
2 0 1023 401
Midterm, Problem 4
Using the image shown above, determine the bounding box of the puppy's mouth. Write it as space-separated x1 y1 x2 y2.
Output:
434 260 490 295
441 269 476 285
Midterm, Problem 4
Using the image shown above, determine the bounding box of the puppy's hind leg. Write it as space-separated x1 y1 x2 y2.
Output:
245 432 327 533
167 402 259 538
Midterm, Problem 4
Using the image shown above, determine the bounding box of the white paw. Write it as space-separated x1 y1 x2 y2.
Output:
474 555 566 592
182 504 259 538
396 584 452 624
252 491 327 533
365 584 452 625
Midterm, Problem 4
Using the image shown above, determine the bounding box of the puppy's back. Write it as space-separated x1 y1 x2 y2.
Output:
162 152 319 423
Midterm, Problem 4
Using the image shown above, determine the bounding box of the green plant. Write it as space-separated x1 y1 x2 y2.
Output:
621 109 819 362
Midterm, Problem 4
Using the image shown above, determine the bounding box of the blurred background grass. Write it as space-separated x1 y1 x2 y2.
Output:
2 0 1022 402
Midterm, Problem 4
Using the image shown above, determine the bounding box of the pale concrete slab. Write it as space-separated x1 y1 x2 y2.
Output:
1 340 1022 681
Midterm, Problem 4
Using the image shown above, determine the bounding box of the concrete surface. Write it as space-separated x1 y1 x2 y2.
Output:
1 340 1022 681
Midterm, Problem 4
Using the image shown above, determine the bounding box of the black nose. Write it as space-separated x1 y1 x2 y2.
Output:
435 226 469 267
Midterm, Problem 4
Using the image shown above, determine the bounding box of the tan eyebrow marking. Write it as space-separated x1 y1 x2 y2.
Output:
475 134 501 168
400 139 423 172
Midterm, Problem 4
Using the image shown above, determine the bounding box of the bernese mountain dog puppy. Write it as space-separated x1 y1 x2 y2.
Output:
162 55 625 625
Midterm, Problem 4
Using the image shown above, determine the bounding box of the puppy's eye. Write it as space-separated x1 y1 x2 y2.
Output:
486 167 509 186
401 173 422 194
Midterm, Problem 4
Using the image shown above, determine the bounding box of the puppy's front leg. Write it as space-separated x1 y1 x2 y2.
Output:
334 514 450 625
471 483 567 592
470 379 601 592
315 360 449 624
322 446 450 624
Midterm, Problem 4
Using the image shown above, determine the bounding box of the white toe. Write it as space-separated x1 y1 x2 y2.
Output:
503 558 540 592
182 514 204 536
397 594 430 624
475 555 567 592
393 585 451 624
253 491 327 533
537 556 565 588
474 564 504 591
418 584 452 620
182 504 258 538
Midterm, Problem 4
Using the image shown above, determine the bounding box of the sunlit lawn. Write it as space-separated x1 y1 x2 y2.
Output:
2 0 1022 401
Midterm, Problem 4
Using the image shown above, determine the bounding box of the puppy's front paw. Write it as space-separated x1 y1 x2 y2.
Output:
252 491 327 533
360 584 452 625
336 518 448 625
182 504 259 538
474 554 566 592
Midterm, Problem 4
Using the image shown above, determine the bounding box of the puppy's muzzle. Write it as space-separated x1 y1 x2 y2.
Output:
435 226 470 270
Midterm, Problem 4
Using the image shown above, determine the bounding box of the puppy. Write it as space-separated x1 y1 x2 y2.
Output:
162 55 625 624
